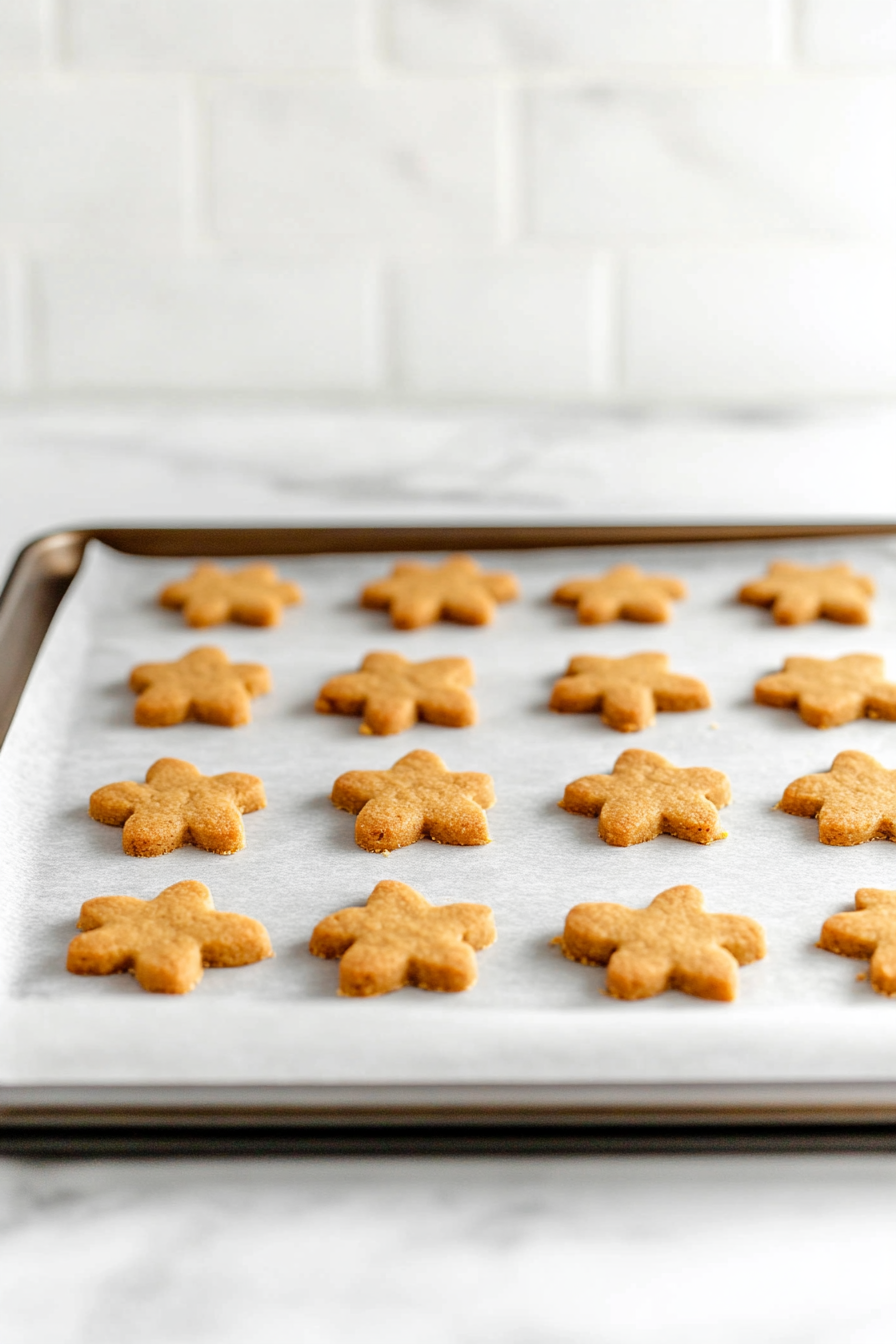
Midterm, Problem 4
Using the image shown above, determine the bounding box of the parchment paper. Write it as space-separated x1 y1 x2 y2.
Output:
4 536 896 1086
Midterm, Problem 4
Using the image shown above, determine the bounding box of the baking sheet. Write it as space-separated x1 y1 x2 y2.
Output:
4 535 896 1087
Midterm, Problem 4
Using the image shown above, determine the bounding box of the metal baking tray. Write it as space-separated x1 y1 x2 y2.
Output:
4 521 896 1147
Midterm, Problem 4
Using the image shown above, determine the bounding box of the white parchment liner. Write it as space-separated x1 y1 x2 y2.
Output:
4 536 896 1086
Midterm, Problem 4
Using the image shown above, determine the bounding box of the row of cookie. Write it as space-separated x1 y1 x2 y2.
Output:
159 557 878 630
64 874 896 1001
129 646 896 735
88 748 894 856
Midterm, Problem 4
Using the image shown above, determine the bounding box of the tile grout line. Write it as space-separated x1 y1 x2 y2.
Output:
181 77 215 256
38 0 64 69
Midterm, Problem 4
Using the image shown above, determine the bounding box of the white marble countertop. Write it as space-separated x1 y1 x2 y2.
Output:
2 402 896 1343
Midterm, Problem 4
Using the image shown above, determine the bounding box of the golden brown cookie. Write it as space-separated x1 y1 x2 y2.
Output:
361 554 519 629
331 748 494 853
310 879 496 996
66 879 273 994
778 750 896 845
819 888 896 996
130 646 271 727
549 653 711 732
557 884 765 1002
159 563 302 628
738 561 874 625
561 749 730 846
553 565 686 624
315 652 476 736
754 654 896 729
89 758 266 857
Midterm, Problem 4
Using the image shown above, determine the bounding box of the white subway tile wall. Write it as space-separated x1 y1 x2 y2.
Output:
209 83 498 245
624 246 896 397
799 0 896 65
0 81 184 251
67 0 362 72
394 257 613 396
0 0 893 402
385 0 785 70
38 258 381 391
0 0 44 70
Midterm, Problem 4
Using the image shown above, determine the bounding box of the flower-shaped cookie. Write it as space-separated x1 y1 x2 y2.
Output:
361 554 518 629
561 749 730 846
738 561 874 625
315 652 476 735
778 750 896 845
89 758 266 856
553 565 686 624
159 563 301 628
557 884 765 1001
130 647 270 727
549 653 711 732
331 748 495 852
310 879 496 996
66 879 273 994
754 654 896 729
819 889 896 996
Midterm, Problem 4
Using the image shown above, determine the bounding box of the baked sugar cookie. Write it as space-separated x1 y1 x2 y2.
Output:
130 647 270 727
561 749 730 846
550 653 710 732
819 889 896 996
89 758 266 856
557 884 765 1002
159 563 301 628
754 654 896 729
310 879 495 996
361 555 518 629
779 750 896 845
553 565 685 624
739 561 874 625
331 748 494 852
316 652 476 735
67 879 273 994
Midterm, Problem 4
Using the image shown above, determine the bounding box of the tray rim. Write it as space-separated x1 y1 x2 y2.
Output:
5 520 896 1133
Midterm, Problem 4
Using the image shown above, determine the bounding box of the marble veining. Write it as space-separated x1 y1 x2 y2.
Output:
2 1154 896 1342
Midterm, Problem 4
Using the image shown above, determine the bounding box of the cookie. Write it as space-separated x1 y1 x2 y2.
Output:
331 748 495 853
778 750 896 845
315 652 476 736
549 653 711 732
755 654 896 729
361 554 519 629
89 758 266 857
557 884 765 1001
130 646 271 727
310 879 496 996
561 749 730 846
819 888 896 996
159 562 301 628
553 565 686 624
66 879 273 994
738 561 874 625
